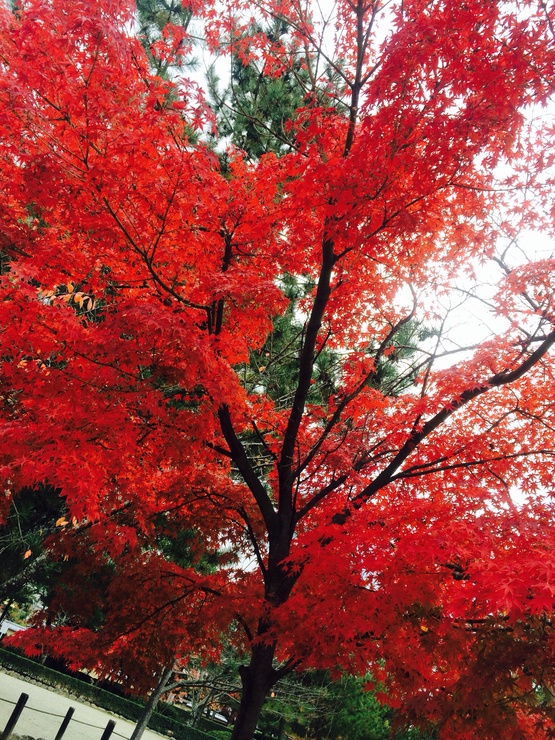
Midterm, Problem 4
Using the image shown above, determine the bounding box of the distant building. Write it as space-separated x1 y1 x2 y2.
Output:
0 619 27 638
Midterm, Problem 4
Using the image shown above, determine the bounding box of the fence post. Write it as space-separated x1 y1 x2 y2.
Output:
54 706 75 740
0 691 28 740
100 719 116 740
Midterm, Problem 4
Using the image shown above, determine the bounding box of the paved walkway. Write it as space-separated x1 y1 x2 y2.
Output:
0 670 168 740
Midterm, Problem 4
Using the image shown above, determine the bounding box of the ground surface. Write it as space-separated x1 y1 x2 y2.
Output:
0 669 169 740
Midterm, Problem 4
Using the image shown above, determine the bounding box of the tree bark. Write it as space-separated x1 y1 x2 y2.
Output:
130 663 173 740
0 600 12 641
230 644 278 740
0 599 12 632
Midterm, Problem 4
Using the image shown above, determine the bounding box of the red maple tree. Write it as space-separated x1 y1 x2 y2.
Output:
2 0 555 737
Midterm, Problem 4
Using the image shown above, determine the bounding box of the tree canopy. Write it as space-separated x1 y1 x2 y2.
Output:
1 0 555 738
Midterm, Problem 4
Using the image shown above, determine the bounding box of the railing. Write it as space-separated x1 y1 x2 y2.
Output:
0 691 125 740
0 649 217 738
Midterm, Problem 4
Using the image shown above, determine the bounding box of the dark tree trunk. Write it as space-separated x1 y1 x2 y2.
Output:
0 599 12 637
230 643 278 740
229 500 298 739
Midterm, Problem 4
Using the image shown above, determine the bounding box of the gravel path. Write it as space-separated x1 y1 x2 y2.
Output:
0 670 169 740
